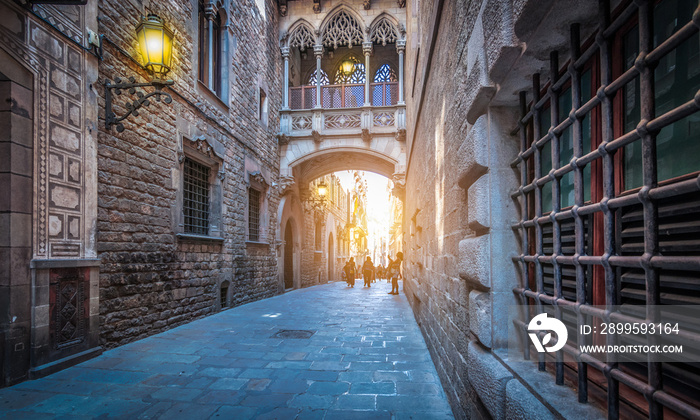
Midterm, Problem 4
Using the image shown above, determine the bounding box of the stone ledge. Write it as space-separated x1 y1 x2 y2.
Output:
506 379 557 420
493 350 606 419
30 258 101 269
176 233 225 243
467 341 513 419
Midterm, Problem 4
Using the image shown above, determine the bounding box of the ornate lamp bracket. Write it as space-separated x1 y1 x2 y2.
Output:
104 76 174 132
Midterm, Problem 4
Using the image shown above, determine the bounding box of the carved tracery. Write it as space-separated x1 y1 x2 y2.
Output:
288 22 315 51
370 17 398 46
322 10 364 49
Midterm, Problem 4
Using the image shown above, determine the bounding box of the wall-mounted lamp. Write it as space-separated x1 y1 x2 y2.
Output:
104 14 175 132
307 180 329 208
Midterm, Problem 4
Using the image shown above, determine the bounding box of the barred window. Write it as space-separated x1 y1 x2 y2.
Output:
249 188 261 242
183 157 210 235
512 0 700 418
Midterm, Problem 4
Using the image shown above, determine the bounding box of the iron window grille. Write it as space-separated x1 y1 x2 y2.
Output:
249 188 261 242
183 157 210 235
510 0 700 418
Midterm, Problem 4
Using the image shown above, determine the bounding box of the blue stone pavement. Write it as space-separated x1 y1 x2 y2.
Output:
0 280 454 419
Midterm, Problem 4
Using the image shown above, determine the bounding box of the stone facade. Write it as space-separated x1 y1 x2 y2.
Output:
0 0 101 386
402 0 653 418
96 0 282 348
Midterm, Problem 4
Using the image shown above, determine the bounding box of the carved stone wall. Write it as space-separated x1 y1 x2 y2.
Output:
0 0 101 387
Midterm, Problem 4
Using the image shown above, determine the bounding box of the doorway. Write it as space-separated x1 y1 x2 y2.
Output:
284 220 294 289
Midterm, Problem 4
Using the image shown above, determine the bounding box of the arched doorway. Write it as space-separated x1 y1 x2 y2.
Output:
328 232 334 282
284 220 294 289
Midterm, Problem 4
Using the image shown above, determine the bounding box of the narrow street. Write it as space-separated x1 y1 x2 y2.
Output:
0 281 453 419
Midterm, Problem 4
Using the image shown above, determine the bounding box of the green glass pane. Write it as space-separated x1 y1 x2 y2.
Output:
581 70 592 202
542 140 552 212
654 0 700 182
623 25 643 190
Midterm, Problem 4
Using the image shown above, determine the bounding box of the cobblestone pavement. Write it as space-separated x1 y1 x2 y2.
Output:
0 280 454 419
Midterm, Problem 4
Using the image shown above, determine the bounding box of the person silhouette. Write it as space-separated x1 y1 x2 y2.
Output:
343 258 356 288
388 252 403 295
362 256 374 288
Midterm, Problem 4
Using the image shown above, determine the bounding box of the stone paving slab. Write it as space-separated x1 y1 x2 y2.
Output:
0 281 454 419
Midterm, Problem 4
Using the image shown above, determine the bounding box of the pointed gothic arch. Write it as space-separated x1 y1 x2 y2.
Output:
369 13 400 46
320 6 365 49
287 19 317 51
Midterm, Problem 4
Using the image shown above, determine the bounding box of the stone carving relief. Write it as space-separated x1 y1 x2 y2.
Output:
276 175 295 195
0 3 90 258
312 130 322 144
276 132 290 145
324 113 361 130
361 128 372 143
395 128 406 142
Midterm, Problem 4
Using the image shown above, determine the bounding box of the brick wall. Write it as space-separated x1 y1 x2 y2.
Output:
96 0 282 348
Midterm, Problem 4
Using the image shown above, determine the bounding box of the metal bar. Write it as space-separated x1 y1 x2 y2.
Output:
637 3 662 417
598 1 619 418
570 22 588 402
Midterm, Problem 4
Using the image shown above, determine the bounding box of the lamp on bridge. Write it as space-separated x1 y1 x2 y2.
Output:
340 58 357 77
104 14 175 132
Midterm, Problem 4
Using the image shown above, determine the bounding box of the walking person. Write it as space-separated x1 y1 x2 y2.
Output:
387 252 403 295
343 258 356 288
362 257 374 288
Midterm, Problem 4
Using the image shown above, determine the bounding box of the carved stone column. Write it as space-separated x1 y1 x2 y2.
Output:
314 44 324 108
397 39 406 105
205 3 217 91
281 46 290 110
363 41 373 106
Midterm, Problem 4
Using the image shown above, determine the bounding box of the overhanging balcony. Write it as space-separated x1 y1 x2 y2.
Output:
289 82 398 110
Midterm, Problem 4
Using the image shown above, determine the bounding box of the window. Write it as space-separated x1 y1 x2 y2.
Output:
334 62 366 84
178 137 223 240
374 64 397 82
513 1 700 418
198 1 223 96
183 157 210 235
259 87 268 125
248 188 261 242
308 69 329 86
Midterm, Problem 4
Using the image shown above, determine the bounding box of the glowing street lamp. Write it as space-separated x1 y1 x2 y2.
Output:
340 58 356 77
104 14 175 132
136 14 174 78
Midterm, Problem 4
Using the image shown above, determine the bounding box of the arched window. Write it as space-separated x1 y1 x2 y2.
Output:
334 63 366 84
198 2 223 96
308 69 329 86
373 64 397 82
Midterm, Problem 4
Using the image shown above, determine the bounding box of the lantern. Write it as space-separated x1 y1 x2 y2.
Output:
136 14 174 78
